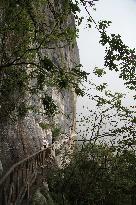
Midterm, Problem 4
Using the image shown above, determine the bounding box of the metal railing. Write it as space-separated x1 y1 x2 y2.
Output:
0 147 53 205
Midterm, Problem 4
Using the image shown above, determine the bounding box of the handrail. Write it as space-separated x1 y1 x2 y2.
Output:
0 146 53 205
0 147 51 186
0 135 73 205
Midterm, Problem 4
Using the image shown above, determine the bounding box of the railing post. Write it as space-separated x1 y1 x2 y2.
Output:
15 168 20 198
1 187 8 205
8 171 14 204
25 160 30 200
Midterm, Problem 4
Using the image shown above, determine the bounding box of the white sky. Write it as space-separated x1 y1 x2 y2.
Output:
77 0 136 108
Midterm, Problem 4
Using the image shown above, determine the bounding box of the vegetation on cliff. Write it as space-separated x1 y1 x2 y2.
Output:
0 0 87 121
0 0 136 204
0 0 135 120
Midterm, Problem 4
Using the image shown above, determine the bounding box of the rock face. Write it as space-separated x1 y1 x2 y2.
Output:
0 4 79 175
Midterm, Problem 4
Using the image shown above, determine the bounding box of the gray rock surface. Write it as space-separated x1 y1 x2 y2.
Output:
0 2 79 175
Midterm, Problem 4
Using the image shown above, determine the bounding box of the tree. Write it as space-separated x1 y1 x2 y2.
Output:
0 0 87 121
0 0 135 120
47 139 136 205
45 1 136 202
0 1 136 204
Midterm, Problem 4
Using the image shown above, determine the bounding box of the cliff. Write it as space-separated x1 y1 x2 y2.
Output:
0 0 79 175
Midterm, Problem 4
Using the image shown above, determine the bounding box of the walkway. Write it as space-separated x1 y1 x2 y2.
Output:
0 135 73 205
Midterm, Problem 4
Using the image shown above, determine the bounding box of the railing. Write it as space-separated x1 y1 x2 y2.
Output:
0 134 74 205
0 147 53 205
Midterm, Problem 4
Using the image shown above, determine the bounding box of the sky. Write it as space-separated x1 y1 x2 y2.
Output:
76 0 136 139
77 0 136 109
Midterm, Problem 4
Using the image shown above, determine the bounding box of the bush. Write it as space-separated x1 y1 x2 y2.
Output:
47 142 136 205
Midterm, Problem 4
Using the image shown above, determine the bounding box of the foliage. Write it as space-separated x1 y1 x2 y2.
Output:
48 141 136 205
42 94 58 117
71 0 136 92
52 125 61 141
0 0 135 121
77 78 135 145
47 83 136 204
98 21 136 91
0 0 88 120
93 67 106 77
0 1 135 204
39 122 51 130
39 121 62 141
